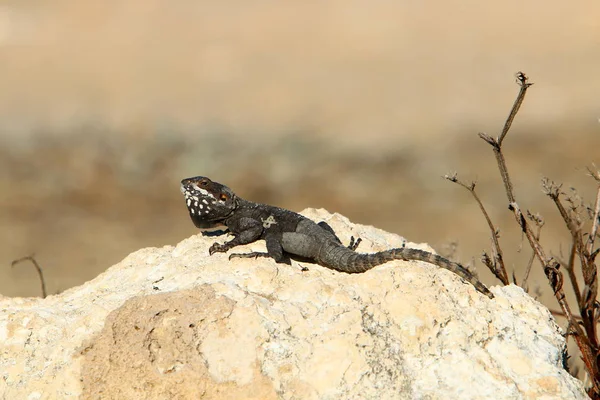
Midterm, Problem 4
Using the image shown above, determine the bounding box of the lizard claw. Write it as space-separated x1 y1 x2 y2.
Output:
348 236 362 251
209 243 228 255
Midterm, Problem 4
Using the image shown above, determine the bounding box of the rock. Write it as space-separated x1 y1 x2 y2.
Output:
0 209 588 399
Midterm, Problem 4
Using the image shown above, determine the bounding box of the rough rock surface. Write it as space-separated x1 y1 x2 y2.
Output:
0 209 588 399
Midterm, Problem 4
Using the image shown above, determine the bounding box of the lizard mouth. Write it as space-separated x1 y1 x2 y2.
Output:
194 220 226 230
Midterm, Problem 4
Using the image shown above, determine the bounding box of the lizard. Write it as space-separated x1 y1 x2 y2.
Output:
180 176 493 298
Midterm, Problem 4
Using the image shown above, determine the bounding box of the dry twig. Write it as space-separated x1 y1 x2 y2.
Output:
11 255 48 298
445 174 509 284
452 72 600 397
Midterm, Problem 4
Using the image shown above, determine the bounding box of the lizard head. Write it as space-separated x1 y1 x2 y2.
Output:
180 176 237 229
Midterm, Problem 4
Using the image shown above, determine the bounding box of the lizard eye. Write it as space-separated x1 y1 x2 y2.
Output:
220 193 228 201
199 180 208 186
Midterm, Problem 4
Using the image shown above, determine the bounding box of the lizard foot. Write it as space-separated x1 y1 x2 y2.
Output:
209 242 229 255
229 252 270 260
348 236 362 251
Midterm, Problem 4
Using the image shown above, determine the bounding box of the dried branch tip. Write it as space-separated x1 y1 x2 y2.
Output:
515 71 533 88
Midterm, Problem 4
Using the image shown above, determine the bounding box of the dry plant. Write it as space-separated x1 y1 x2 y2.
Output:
446 72 600 398
11 255 48 298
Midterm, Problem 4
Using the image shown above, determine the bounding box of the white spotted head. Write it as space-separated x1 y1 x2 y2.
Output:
180 176 237 229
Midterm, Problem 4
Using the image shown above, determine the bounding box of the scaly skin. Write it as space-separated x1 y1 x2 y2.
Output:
180 176 493 298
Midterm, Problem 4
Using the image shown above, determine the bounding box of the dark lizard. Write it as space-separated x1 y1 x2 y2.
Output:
180 176 493 298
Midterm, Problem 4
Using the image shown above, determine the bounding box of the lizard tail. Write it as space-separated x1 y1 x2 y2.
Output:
320 246 493 298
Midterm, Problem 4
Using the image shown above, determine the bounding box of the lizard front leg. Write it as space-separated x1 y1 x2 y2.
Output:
229 234 288 263
209 217 263 255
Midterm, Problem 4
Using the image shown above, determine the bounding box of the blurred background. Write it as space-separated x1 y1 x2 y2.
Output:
1 0 599 326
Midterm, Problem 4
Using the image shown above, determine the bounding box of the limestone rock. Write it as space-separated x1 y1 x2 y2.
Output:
0 209 588 399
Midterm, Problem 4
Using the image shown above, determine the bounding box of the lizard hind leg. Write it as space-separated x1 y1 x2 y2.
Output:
317 221 361 251
317 221 342 243
347 236 362 251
